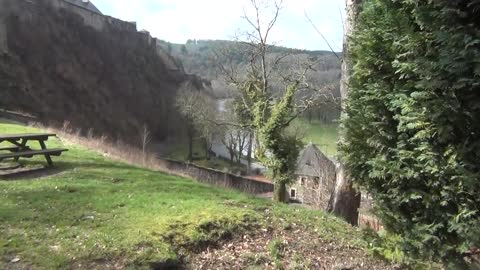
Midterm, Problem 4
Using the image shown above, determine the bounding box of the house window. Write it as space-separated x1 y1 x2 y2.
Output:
300 177 306 186
290 188 296 199
313 177 320 189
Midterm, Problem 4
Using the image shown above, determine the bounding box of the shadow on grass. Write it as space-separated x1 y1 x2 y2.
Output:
0 164 67 181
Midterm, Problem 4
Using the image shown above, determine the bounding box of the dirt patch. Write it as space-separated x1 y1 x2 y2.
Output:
188 221 400 270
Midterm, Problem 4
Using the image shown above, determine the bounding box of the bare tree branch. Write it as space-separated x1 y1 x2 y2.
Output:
305 11 342 62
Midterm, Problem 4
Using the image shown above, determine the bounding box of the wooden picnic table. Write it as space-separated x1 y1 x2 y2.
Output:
0 133 68 166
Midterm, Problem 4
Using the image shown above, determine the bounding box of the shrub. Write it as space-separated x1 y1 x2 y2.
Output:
341 0 480 267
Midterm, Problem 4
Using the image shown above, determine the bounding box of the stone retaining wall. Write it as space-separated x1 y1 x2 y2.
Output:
159 159 274 194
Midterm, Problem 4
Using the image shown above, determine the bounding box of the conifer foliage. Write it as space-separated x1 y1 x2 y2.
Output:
341 0 480 265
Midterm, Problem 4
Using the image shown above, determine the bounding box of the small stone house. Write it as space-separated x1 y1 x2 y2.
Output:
288 143 337 210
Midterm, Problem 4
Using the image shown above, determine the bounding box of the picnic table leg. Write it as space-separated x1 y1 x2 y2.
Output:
13 138 27 162
39 140 53 166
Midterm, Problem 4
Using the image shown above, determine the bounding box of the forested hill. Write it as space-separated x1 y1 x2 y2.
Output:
158 39 342 98
0 0 203 141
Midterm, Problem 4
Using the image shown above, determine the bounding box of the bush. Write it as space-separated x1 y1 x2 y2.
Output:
341 0 480 267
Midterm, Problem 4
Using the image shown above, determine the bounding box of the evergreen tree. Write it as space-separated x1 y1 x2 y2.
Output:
341 0 480 266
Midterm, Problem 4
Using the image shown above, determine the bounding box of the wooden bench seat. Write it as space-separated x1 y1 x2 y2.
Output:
0 146 21 152
0 148 68 161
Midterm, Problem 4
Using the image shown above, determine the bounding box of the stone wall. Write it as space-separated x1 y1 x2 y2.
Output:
49 0 137 32
1 0 171 67
288 161 337 210
0 110 37 124
159 159 274 194
0 21 6 54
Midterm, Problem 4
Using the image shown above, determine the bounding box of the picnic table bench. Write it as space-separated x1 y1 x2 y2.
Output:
0 133 68 166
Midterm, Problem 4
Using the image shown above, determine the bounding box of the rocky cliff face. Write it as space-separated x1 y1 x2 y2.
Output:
0 0 194 141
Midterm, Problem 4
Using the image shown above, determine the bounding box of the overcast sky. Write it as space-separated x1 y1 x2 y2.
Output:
93 0 345 51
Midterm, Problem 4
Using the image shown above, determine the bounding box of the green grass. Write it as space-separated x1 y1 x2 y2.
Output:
296 118 339 157
0 121 366 269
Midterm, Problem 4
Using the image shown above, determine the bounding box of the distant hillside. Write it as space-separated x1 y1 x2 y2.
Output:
158 39 342 122
0 0 202 141
158 39 341 81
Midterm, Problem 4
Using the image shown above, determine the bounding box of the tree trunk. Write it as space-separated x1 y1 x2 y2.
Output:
273 182 288 203
203 138 209 160
229 151 234 164
247 131 253 172
328 164 361 225
187 126 194 161
328 0 362 226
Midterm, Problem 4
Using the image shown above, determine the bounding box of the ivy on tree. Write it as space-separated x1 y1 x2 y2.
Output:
218 0 327 202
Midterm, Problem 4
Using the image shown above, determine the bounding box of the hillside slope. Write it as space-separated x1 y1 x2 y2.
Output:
158 39 342 122
0 0 197 141
0 120 395 269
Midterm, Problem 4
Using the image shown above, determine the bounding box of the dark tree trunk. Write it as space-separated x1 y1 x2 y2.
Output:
328 0 362 226
328 164 361 225
247 131 253 172
187 126 194 161
229 152 234 164
273 181 288 203
203 138 210 160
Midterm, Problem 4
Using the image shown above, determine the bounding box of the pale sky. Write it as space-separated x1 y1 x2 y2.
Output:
93 0 345 51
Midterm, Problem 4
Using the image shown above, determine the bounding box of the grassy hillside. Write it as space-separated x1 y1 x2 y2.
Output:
297 119 339 157
0 121 391 269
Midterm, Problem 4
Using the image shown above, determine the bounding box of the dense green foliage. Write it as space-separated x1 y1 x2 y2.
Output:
341 0 480 266
234 74 304 202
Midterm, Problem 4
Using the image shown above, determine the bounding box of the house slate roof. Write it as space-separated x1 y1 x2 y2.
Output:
295 143 335 177
64 0 102 14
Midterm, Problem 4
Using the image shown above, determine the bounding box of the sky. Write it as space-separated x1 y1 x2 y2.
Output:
93 0 345 51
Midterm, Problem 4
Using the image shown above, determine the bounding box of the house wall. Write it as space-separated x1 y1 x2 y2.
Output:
288 163 337 210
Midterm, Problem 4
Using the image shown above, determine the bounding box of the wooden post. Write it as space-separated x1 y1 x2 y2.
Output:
13 138 27 162
39 140 53 166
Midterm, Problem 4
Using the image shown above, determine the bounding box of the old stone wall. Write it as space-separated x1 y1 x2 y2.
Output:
289 162 337 210
160 159 274 194
0 20 6 54
0 110 37 124
0 2 7 55
49 0 138 32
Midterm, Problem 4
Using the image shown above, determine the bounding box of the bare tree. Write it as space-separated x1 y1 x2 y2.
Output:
214 0 337 202
218 101 250 165
140 124 151 165
176 82 217 161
